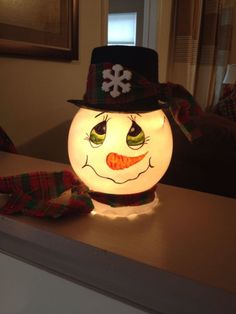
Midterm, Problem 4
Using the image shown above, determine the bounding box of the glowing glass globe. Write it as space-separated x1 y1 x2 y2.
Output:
68 107 173 202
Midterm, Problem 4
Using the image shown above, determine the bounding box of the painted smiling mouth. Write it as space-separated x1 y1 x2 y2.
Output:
82 155 154 184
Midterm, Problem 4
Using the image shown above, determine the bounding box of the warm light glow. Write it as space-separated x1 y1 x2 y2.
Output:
68 108 173 200
90 195 159 219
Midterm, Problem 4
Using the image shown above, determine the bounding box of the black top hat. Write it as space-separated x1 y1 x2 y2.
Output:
68 45 166 113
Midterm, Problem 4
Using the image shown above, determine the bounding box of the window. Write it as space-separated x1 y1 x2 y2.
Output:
108 12 137 46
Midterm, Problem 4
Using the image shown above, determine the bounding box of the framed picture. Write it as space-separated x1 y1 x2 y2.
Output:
0 0 79 61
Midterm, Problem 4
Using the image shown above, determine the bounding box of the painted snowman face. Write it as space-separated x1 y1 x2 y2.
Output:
68 107 173 194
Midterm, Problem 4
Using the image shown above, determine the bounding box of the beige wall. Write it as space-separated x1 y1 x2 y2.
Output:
0 0 106 162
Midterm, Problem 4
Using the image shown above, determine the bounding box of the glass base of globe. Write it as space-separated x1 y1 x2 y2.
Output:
91 193 159 219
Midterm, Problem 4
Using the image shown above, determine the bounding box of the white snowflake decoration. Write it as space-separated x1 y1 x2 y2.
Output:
102 64 132 98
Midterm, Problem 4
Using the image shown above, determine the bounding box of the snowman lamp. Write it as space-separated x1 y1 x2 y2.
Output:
68 46 173 218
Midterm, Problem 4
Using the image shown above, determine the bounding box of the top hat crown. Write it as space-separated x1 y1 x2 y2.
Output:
68 45 165 113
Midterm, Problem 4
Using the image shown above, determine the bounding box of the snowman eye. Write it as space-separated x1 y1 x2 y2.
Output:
89 120 107 147
127 120 145 150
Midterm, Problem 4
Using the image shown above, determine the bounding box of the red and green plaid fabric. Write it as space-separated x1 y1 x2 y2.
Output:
90 184 157 207
0 170 94 218
160 82 203 141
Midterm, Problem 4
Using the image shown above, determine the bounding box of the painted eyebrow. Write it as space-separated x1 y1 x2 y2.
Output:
95 111 106 118
95 112 142 118
130 113 142 117
128 113 142 120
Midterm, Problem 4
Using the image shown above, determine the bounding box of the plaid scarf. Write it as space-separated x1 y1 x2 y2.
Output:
0 170 157 218
159 82 203 141
90 184 157 207
0 171 92 218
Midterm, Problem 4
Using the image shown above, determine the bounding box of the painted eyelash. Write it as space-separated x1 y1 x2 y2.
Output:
84 133 90 141
144 136 150 144
128 114 137 122
161 116 166 128
103 114 110 122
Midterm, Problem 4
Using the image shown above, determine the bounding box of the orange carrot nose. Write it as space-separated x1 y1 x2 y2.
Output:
106 152 147 170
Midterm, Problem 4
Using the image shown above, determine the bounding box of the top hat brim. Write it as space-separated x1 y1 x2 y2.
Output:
67 96 168 113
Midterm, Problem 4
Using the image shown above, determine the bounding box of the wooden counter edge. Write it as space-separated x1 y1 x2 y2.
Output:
0 215 235 314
